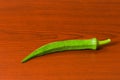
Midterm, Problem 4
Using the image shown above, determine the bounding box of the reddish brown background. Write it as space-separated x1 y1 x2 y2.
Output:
0 0 120 80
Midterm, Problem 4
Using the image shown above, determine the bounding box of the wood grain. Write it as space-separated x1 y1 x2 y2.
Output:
0 0 120 80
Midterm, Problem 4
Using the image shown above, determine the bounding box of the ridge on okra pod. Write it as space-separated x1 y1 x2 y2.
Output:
21 38 111 63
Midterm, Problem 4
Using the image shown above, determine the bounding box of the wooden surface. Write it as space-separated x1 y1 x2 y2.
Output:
0 0 120 80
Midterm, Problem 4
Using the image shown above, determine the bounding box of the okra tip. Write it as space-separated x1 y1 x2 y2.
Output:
21 54 35 63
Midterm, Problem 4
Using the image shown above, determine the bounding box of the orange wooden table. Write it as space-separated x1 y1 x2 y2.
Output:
0 0 120 80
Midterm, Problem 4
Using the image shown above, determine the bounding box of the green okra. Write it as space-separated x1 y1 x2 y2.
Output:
22 38 111 63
